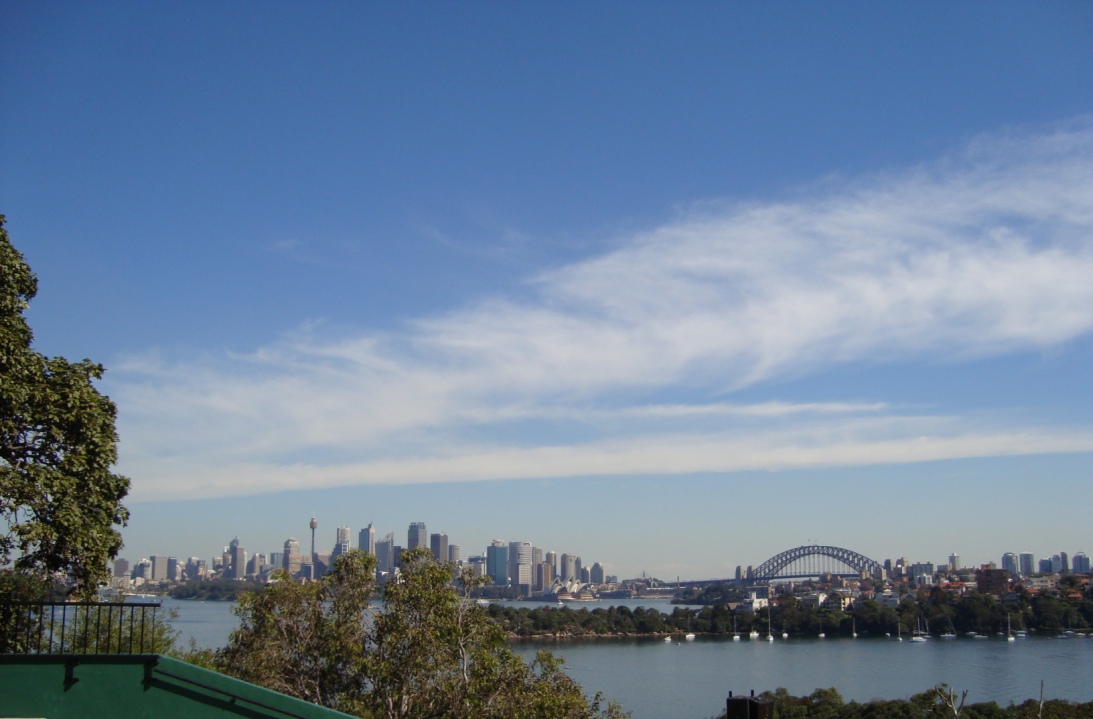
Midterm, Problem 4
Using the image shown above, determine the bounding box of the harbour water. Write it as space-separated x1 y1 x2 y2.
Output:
154 597 1093 719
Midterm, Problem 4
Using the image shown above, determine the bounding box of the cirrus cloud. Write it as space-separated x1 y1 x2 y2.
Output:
112 120 1093 501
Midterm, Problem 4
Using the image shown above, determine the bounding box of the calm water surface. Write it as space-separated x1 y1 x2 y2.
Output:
153 597 1093 719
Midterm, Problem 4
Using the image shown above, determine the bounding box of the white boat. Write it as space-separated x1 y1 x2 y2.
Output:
664 635 672 643
1007 615 1015 642
852 617 857 639
911 616 928 641
749 630 760 639
732 615 741 641
685 633 696 641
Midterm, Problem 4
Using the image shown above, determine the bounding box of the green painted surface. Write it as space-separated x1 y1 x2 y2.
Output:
0 654 358 719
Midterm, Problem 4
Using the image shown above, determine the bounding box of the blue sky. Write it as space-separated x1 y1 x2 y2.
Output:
3 3 1093 580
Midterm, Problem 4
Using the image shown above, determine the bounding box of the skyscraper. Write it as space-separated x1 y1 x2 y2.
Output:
560 553 577 582
1072 552 1090 574
448 544 461 564
545 551 557 578
228 538 246 580
359 523 375 555
332 526 351 558
1001 552 1018 576
487 540 508 586
430 533 448 562
508 541 532 593
150 555 170 581
1019 552 1034 576
283 538 303 576
1059 551 1070 574
376 533 395 573
408 522 427 551
590 562 606 584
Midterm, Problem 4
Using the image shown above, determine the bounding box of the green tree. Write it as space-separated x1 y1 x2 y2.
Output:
218 548 629 719
0 216 129 597
217 549 375 715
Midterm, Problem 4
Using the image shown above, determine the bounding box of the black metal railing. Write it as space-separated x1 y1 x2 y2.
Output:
0 601 162 655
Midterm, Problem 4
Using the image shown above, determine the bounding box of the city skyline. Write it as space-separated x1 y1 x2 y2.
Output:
117 511 1087 585
3 5 1093 580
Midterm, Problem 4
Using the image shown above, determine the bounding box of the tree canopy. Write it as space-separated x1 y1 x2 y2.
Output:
0 215 130 596
214 548 629 719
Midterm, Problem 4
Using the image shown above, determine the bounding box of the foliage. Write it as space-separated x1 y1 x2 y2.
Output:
707 686 1093 719
214 548 629 719
216 549 375 714
0 216 129 596
168 578 267 601
676 582 745 605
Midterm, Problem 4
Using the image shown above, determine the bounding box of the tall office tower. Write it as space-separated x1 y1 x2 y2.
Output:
375 533 395 573
283 537 304 576
948 553 961 572
310 517 318 563
185 557 206 580
247 553 267 576
448 544 461 564
508 542 532 591
1019 552 1035 576
221 547 232 573
150 555 169 581
133 558 151 580
468 555 487 577
590 562 606 584
574 557 583 583
580 566 591 583
167 557 180 581
332 526 351 558
1072 552 1091 573
1001 553 1019 576
393 546 403 568
269 552 284 570
228 538 246 580
359 523 375 555
408 522 428 551
545 551 557 578
532 546 543 569
487 540 509 586
1039 557 1054 573
1059 551 1070 574
536 561 554 591
113 558 130 578
560 553 577 582
735 566 743 581
430 533 449 562
513 563 532 594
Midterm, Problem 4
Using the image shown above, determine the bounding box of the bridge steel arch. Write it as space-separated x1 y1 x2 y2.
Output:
752 545 883 583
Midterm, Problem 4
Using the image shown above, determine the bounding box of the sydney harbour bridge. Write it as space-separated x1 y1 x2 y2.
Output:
678 544 884 588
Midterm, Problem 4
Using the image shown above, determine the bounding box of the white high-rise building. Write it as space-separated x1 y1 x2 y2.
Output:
508 541 532 590
359 523 375 555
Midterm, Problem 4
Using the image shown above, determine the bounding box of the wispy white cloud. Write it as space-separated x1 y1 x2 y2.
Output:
112 120 1093 501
